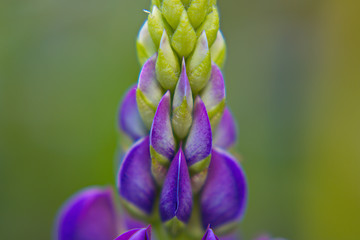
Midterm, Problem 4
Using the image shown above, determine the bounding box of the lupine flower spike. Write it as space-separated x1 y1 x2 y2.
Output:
53 0 270 240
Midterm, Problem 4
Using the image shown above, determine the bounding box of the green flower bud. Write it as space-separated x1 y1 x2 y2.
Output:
148 6 173 48
156 31 180 91
136 21 157 66
196 6 220 47
186 31 212 93
187 0 208 29
210 30 226 69
207 0 217 13
181 0 190 7
162 0 185 29
150 0 161 9
171 10 197 58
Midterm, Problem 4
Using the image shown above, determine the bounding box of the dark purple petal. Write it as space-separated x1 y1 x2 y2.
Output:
200 148 247 231
159 148 192 224
117 137 156 216
150 91 176 162
213 107 237 149
200 64 225 123
115 226 151 240
184 97 212 172
56 187 118 240
119 85 148 141
202 226 220 240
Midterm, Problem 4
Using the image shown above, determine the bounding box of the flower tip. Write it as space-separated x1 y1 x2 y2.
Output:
202 226 220 240
114 225 152 240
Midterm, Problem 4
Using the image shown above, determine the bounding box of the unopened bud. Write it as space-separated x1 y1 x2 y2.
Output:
171 10 197 58
136 54 164 129
186 31 212 93
210 31 226 69
172 59 193 139
196 6 220 47
136 21 157 66
162 0 185 29
187 0 208 29
156 31 180 90
148 6 173 48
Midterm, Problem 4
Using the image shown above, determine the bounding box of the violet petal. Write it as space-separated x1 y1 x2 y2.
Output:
136 54 164 129
184 96 212 173
202 226 220 240
119 85 148 141
117 137 156 216
150 91 177 184
159 148 193 224
200 148 247 231
213 107 237 149
115 225 151 240
200 63 225 126
56 187 118 240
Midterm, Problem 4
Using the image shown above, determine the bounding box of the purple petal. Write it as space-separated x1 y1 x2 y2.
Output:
159 148 193 223
56 187 119 240
150 91 176 161
119 85 148 141
184 97 212 172
213 107 237 149
202 226 220 240
115 226 151 240
117 137 156 216
200 148 247 231
200 63 225 123
137 54 164 129
137 54 163 105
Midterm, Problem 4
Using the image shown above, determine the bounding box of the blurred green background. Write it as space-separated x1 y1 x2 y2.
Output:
1 0 359 239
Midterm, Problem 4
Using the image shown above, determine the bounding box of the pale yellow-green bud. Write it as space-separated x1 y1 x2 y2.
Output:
156 31 181 91
150 0 161 9
148 6 173 48
187 0 208 29
196 6 220 47
210 30 226 69
171 10 197 58
207 0 217 13
162 0 185 29
186 31 212 93
181 0 190 7
136 21 157 66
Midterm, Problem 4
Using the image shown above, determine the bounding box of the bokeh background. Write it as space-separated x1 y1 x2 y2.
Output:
1 0 359 239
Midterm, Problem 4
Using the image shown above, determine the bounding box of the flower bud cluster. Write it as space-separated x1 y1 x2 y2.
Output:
55 1 248 240
117 0 246 239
